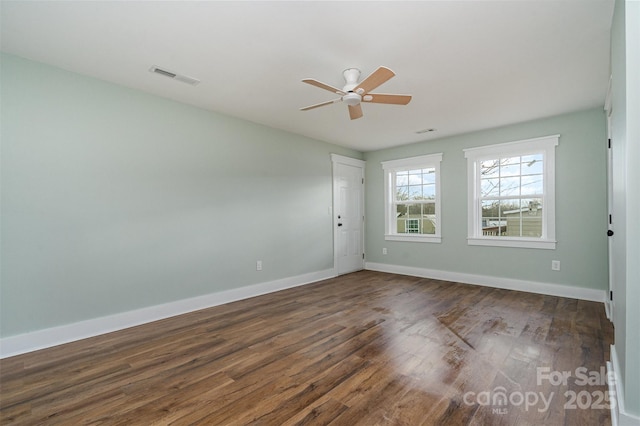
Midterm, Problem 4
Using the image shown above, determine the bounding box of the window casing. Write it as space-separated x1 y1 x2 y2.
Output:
382 153 442 243
464 135 558 249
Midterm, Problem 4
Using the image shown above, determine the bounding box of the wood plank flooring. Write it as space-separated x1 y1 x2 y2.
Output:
0 271 614 425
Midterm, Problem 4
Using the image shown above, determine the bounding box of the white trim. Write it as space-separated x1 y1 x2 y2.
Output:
385 234 442 243
467 236 556 250
365 262 606 302
609 344 640 426
463 134 560 158
608 359 619 426
0 269 335 359
330 153 365 168
604 74 613 114
381 153 443 171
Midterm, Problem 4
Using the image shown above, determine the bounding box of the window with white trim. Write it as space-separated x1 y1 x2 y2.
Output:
382 153 442 243
464 135 559 249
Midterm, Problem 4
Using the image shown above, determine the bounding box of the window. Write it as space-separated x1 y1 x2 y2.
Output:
464 135 559 249
382 153 442 243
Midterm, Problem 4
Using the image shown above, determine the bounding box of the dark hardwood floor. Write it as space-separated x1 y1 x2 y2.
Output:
0 271 614 425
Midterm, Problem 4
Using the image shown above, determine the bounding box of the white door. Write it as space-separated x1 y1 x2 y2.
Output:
331 154 365 275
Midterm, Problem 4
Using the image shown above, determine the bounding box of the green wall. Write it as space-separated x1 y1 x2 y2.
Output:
364 108 608 290
0 52 613 353
0 53 360 337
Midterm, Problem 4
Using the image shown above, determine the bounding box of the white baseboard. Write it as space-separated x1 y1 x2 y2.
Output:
607 360 619 426
365 262 606 302
609 344 640 426
0 269 335 359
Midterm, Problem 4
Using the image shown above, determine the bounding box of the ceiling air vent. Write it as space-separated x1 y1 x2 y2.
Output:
149 65 200 86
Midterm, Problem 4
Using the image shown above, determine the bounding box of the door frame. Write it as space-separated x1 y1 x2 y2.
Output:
604 75 614 320
331 154 366 276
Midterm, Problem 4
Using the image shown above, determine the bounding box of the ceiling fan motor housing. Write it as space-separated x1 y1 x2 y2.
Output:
342 68 361 92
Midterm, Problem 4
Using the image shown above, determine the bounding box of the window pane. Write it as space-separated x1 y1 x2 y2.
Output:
521 174 543 195
481 200 504 236
500 199 543 237
522 155 543 175
396 185 408 200
396 172 409 186
423 202 435 215
395 167 438 201
421 219 436 235
520 198 542 237
524 198 542 215
503 200 523 237
422 168 436 184
500 163 521 177
500 177 521 196
481 178 500 197
408 185 422 200
501 200 522 216
503 156 520 166
423 184 436 199
481 160 500 177
406 204 422 216
408 170 422 185
395 203 436 235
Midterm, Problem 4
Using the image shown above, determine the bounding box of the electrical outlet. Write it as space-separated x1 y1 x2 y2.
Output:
256 260 262 271
551 260 560 271
382 248 388 255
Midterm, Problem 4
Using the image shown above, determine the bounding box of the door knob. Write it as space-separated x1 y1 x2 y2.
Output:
607 230 614 236
338 223 343 227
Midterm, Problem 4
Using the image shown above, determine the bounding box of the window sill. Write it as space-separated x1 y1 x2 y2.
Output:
385 234 442 243
467 237 556 250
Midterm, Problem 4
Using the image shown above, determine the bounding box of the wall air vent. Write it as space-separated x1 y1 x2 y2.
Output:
149 66 200 86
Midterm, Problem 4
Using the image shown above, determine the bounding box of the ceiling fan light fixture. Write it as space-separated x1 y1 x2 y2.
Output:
343 92 362 106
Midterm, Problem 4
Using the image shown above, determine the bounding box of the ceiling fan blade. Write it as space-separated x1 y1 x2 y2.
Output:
362 93 412 105
353 66 395 95
300 98 342 111
302 79 346 95
348 104 363 120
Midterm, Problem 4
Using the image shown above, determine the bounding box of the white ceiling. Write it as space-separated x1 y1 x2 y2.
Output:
0 1 614 152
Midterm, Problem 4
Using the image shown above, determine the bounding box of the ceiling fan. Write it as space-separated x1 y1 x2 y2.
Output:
300 66 412 120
